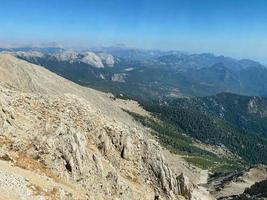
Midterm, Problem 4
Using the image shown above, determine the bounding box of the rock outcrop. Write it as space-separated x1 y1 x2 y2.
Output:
0 54 192 199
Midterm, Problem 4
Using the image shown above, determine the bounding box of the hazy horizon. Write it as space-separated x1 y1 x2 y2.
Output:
1 0 267 63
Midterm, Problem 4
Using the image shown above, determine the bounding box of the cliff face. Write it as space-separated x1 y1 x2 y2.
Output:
0 54 192 200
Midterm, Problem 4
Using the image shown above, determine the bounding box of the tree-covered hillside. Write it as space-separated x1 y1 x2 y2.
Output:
138 95 267 167
167 93 267 137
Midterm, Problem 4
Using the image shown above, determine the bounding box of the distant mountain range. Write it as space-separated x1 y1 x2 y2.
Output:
1 47 267 100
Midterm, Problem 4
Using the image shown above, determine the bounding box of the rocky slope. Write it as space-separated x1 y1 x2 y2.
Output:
0 54 206 200
207 166 267 199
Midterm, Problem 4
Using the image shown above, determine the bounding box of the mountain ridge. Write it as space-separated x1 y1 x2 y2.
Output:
3 47 267 99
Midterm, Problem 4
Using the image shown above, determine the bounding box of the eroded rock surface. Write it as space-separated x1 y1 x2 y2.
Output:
0 54 194 199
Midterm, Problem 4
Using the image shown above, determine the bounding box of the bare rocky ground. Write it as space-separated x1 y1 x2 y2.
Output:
0 54 210 200
207 165 267 199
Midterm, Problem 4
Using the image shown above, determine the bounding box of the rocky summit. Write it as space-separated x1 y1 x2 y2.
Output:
0 54 205 200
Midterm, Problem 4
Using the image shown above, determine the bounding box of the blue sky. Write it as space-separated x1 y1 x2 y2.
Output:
1 0 267 62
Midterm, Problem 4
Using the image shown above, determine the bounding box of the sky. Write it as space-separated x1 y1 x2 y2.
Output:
0 0 267 62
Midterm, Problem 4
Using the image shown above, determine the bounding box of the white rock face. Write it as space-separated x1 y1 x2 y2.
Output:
16 51 45 58
81 51 104 68
98 52 115 67
111 73 126 82
0 54 194 200
9 49 116 68
52 50 108 68
53 50 106 68
54 50 79 63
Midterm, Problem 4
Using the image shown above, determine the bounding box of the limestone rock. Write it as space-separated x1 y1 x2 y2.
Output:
0 54 193 200
121 136 132 160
